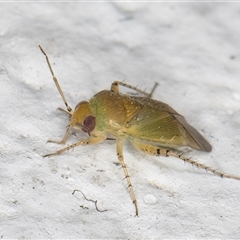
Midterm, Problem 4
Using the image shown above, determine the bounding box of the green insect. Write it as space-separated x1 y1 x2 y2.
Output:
39 45 240 216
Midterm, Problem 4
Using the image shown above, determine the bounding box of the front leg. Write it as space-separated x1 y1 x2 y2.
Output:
44 134 106 157
47 125 71 145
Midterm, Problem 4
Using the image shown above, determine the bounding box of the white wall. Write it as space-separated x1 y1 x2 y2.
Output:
1 3 240 239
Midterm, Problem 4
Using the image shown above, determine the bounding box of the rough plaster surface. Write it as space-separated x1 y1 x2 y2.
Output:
1 3 240 239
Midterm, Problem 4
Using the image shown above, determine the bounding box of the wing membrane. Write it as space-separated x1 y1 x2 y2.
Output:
124 97 211 152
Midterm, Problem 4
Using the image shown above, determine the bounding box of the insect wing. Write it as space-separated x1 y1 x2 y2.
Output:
174 114 212 152
125 97 211 152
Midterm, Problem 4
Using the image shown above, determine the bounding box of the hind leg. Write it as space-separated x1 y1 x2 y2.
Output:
131 139 240 180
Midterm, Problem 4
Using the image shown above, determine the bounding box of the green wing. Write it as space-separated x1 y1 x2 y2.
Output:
124 97 212 152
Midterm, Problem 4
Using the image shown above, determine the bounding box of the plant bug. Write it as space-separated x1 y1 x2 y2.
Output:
39 45 240 216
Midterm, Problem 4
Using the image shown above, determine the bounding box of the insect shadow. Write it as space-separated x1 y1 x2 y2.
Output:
39 45 240 216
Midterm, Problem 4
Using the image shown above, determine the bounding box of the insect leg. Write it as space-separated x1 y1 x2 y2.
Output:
44 134 106 157
131 140 240 181
47 125 71 145
116 139 138 216
111 81 158 98
39 45 73 114
146 82 159 99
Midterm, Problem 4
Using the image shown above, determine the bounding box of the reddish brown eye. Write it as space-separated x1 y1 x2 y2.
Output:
82 115 95 133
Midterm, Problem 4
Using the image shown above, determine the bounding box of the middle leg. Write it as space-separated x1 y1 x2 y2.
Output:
111 80 158 99
116 139 138 216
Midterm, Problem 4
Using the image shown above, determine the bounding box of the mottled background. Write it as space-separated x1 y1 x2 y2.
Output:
1 2 240 239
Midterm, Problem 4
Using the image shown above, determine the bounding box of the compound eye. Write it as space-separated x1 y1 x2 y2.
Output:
82 115 95 133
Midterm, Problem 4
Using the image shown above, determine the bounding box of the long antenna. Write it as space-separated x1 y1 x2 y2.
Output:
39 45 73 114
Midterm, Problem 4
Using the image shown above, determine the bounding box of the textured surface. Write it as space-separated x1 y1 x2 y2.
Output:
1 3 240 239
